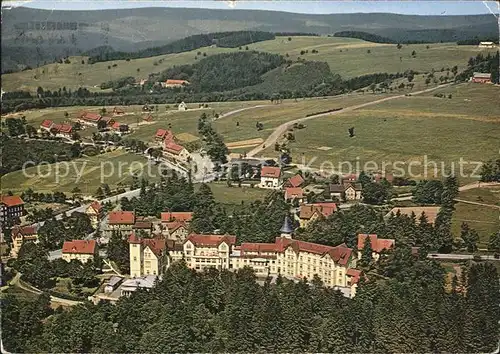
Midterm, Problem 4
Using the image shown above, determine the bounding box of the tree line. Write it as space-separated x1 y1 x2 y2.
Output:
2 257 498 353
87 31 275 63
456 51 499 84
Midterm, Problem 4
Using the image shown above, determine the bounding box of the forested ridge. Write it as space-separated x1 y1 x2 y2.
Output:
2 259 498 353
88 31 276 64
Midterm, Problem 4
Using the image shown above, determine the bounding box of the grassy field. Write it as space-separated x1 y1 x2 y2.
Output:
452 203 500 248
3 36 496 92
0 149 156 194
202 182 271 206
258 83 499 178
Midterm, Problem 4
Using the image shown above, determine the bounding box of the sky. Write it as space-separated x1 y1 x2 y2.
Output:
3 0 500 16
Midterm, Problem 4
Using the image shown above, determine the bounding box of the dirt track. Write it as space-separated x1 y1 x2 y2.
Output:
246 84 453 157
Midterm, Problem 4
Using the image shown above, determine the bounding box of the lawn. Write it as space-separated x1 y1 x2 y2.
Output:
458 187 500 206
1 149 158 195
258 83 499 179
200 182 271 206
3 36 496 92
451 202 500 248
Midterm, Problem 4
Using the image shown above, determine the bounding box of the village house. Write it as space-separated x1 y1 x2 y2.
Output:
101 116 116 127
1 195 24 227
129 233 168 277
357 234 395 261
329 183 363 201
85 201 102 228
112 107 125 116
52 123 73 138
128 217 361 297
162 79 190 88
260 166 282 189
106 211 136 236
132 220 153 236
111 122 130 135
285 174 305 188
478 41 496 48
163 221 189 242
284 187 304 203
78 111 102 126
121 275 158 297
178 102 187 111
62 240 97 263
164 140 191 162
10 225 38 258
471 72 492 84
40 119 54 132
161 211 193 223
297 202 337 228
155 128 174 142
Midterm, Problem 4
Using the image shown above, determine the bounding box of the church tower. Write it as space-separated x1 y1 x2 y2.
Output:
280 215 294 239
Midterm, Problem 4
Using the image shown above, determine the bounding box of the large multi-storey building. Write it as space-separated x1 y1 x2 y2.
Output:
128 217 363 296
62 240 98 263
106 211 135 236
1 195 24 228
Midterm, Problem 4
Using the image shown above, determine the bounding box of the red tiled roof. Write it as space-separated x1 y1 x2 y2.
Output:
89 201 102 213
1 195 24 207
80 112 101 121
161 212 193 222
41 119 53 129
133 221 152 229
326 244 352 265
62 240 96 255
357 234 395 253
108 211 135 225
287 174 305 187
240 242 277 255
274 237 352 265
285 187 304 199
155 129 173 140
164 141 184 154
186 234 236 247
58 123 73 134
111 122 122 130
165 221 187 233
261 166 281 178
347 268 362 284
165 79 189 85
128 232 141 244
142 238 166 257
299 203 337 219
11 225 37 238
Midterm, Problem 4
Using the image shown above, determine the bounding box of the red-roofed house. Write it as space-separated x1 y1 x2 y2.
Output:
284 187 304 203
85 201 102 228
10 225 38 257
260 166 282 189
164 140 190 162
1 195 24 227
155 129 173 142
129 233 170 277
107 211 136 235
164 221 189 241
161 79 190 88
40 119 54 132
346 268 363 298
161 212 193 223
357 234 395 261
78 111 102 126
286 174 305 188
111 122 129 135
297 203 337 228
62 240 97 263
113 107 125 115
54 123 73 138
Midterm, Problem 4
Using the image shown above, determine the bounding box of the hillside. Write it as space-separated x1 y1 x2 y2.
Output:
2 6 497 72
3 36 497 93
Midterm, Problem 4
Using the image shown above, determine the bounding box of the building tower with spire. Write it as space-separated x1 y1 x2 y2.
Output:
280 215 294 239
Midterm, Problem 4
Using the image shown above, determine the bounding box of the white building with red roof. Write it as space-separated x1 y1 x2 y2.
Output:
85 201 102 228
106 211 136 236
10 225 38 257
1 195 24 227
161 79 190 88
78 111 102 126
40 119 54 132
163 140 190 162
62 240 97 263
284 187 304 203
260 166 282 189
357 234 395 261
155 128 174 142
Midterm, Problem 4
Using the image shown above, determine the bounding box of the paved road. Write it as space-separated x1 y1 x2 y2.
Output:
428 253 500 261
454 198 500 209
246 84 452 157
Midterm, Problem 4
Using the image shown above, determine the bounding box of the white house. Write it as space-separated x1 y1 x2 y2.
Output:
260 166 282 189
479 41 495 48
178 102 187 111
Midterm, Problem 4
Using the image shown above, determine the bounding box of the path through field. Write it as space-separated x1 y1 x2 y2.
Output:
246 83 453 157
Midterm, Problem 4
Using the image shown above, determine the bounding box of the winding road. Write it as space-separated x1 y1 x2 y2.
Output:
247 84 452 157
